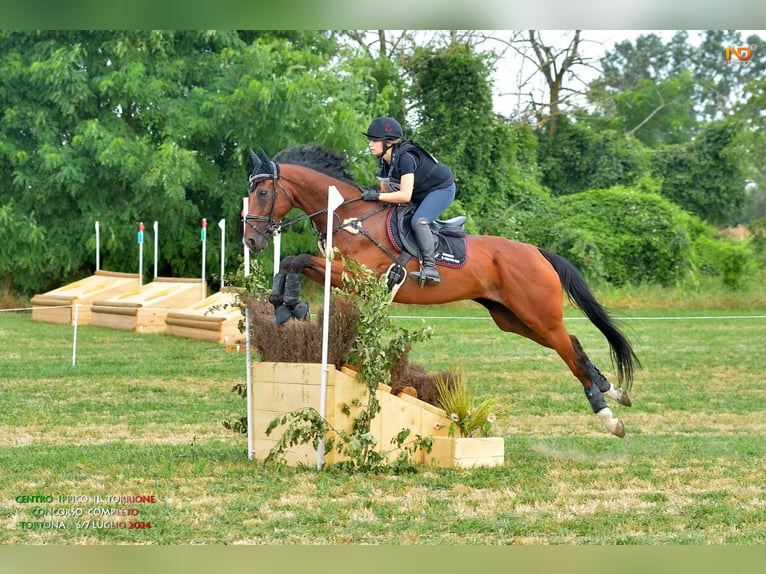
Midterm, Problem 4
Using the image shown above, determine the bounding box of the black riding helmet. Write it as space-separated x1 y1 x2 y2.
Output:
363 117 403 140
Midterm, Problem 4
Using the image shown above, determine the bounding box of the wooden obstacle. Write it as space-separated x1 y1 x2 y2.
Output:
31 270 141 325
251 362 505 469
164 290 245 344
90 277 204 333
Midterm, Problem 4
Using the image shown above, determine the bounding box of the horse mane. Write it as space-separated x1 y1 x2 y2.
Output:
274 144 360 187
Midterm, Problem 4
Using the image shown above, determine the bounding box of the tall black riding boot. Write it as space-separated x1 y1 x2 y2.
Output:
409 220 441 286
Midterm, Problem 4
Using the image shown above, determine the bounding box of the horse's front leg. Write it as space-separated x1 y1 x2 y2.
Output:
269 254 345 324
280 253 344 288
265 254 324 322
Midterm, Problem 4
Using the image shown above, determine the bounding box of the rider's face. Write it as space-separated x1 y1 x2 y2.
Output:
367 139 385 157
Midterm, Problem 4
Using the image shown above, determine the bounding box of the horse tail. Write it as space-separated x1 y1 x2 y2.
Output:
538 248 640 389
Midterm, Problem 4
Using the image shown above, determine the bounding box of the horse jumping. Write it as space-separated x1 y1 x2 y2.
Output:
243 145 639 437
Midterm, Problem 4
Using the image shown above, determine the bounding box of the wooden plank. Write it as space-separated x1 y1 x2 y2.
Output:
249 362 503 469
89 278 202 332
31 270 140 325
425 436 505 469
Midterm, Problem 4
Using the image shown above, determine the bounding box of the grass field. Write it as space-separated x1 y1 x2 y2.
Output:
1 300 765 545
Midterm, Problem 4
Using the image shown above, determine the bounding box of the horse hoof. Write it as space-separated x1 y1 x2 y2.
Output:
611 419 626 438
617 388 632 407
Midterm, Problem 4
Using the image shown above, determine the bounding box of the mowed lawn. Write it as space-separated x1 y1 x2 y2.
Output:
1 303 765 544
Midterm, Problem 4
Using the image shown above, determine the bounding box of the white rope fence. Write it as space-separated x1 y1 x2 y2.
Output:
4 302 764 370
0 302 243 367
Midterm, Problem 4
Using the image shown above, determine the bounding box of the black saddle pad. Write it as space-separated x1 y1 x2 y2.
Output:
386 206 468 269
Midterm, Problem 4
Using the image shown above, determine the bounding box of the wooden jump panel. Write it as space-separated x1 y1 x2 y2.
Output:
90 278 203 333
31 270 141 325
164 291 244 344
250 362 505 468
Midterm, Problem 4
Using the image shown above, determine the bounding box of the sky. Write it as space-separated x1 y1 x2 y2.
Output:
486 29 763 118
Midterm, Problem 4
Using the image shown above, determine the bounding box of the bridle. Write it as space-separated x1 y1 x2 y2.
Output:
242 147 400 263
243 166 288 238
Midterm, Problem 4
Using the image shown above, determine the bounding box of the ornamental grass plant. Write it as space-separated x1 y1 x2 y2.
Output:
434 368 504 438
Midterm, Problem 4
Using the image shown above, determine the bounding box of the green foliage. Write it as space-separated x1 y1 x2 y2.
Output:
652 119 747 225
525 185 759 289
747 217 766 267
597 71 698 147
690 234 757 289
0 30 378 297
530 187 695 286
537 116 654 197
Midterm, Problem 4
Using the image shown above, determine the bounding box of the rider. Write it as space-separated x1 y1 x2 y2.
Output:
360 116 456 286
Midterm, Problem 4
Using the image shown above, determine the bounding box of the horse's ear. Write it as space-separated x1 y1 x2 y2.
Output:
249 149 262 171
257 148 277 177
256 147 271 164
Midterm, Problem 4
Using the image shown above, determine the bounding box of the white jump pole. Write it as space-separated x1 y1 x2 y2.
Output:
243 197 254 460
243 198 250 277
137 222 145 287
201 218 207 300
272 229 281 277
95 221 100 271
218 218 226 289
72 303 79 366
317 185 344 470
153 221 159 279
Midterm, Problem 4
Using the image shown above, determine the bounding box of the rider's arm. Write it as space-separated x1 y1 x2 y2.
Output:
379 173 414 203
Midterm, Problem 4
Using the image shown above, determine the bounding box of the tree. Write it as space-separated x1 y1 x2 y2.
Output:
491 30 597 137
404 41 547 236
590 30 766 128
0 30 378 297
536 115 654 197
652 118 747 226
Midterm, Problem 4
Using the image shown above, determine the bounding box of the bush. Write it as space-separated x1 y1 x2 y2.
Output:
538 187 694 286
748 216 766 267
691 234 757 289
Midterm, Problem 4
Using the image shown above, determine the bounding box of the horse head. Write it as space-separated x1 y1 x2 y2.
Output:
243 147 290 253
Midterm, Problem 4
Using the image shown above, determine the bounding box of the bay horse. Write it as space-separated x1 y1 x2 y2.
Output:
243 145 639 437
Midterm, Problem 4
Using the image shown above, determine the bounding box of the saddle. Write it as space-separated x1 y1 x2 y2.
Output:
386 205 468 269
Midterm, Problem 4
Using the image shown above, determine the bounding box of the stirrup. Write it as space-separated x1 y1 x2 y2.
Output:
410 267 441 287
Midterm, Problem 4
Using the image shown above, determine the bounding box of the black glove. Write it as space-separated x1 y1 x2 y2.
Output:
361 189 380 201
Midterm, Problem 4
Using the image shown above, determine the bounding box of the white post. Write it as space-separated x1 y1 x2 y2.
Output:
218 218 226 289
72 303 79 366
137 222 145 287
242 197 250 277
317 185 344 470
272 229 281 277
95 221 100 271
201 218 207 300
153 221 159 279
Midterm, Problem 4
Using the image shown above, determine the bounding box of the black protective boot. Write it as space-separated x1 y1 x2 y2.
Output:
409 220 441 286
268 272 286 308
282 273 302 306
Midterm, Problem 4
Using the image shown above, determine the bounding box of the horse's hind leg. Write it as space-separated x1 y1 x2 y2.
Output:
477 298 627 437
570 336 632 408
562 334 628 437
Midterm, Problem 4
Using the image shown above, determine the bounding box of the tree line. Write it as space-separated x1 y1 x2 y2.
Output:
2 30 764 299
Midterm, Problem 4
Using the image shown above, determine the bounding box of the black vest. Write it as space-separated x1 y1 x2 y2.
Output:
380 141 454 202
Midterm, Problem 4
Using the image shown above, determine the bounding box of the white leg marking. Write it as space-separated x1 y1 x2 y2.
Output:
596 407 625 437
603 383 620 402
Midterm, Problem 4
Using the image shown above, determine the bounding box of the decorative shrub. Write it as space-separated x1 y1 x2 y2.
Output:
245 294 359 368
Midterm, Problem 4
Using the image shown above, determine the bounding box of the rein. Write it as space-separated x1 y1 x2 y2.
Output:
244 168 399 260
